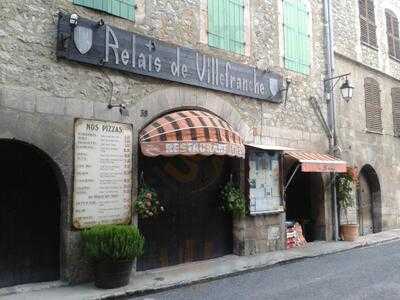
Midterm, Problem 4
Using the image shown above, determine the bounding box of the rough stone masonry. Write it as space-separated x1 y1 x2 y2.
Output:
0 0 339 284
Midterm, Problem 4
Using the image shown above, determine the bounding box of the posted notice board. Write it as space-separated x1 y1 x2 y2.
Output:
248 150 282 215
73 119 133 229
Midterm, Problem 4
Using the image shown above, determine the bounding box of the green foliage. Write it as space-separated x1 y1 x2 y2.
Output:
336 174 355 224
220 182 246 218
81 225 144 262
135 184 164 218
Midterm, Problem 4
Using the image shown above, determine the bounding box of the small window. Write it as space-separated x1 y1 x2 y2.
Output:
391 88 400 136
73 0 135 21
364 78 382 133
283 0 311 75
208 0 245 55
386 10 400 60
359 0 377 47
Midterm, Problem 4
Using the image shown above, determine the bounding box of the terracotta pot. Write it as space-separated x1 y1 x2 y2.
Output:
94 260 133 289
340 224 359 241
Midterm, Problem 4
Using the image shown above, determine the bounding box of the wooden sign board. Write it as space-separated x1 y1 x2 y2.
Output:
57 12 283 102
73 119 133 229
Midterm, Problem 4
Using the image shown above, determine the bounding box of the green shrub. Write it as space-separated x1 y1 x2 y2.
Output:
220 182 246 218
336 173 355 224
81 225 144 262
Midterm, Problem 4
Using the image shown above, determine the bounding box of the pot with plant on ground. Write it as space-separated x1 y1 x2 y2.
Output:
81 224 145 289
337 167 358 241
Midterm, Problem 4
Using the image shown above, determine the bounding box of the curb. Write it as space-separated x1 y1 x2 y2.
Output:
98 237 400 300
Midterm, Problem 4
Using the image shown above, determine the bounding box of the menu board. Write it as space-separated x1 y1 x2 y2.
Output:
248 150 282 215
73 119 133 229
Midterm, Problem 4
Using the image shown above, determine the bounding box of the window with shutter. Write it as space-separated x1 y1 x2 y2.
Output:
364 78 382 133
208 0 245 55
283 0 311 75
386 10 400 60
73 0 135 21
359 0 377 47
391 88 400 137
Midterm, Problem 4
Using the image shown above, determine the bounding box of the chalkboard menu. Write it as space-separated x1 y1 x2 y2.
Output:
73 119 133 229
248 150 282 215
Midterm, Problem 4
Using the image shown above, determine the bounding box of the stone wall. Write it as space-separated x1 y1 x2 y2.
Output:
333 0 400 230
234 214 286 256
0 0 331 283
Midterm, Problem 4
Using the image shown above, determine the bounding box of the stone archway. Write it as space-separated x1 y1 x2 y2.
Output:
128 87 252 142
135 107 244 270
358 164 382 235
0 139 64 287
129 86 252 217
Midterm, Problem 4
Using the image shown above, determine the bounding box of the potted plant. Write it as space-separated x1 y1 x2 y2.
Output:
220 182 246 218
337 168 358 241
81 224 145 289
135 184 164 218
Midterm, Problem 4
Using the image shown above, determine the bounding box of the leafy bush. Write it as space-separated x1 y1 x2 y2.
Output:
81 225 144 262
135 184 164 218
336 173 355 224
220 182 246 218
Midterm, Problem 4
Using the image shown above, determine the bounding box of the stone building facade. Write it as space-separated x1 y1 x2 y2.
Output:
0 0 336 286
333 0 400 232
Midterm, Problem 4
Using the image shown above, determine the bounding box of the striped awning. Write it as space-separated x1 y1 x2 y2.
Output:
285 151 347 173
139 110 245 158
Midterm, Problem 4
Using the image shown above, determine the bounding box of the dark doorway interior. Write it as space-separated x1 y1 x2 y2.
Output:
358 165 381 235
137 154 234 271
0 140 60 288
285 169 325 242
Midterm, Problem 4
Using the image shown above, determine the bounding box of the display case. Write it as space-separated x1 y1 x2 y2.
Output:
248 149 283 215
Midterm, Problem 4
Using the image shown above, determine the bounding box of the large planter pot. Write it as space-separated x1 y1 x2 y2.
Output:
94 260 133 289
340 224 359 242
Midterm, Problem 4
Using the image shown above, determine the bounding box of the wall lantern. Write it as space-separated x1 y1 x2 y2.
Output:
339 78 354 103
69 13 79 27
324 73 353 103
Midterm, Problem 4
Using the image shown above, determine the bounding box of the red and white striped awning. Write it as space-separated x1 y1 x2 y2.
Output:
139 110 245 158
285 151 347 173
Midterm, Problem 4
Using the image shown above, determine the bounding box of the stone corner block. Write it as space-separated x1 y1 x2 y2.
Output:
36 96 66 115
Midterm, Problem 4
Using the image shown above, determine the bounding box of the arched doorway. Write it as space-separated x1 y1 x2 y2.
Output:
285 169 325 242
358 165 382 235
136 109 244 271
0 139 61 288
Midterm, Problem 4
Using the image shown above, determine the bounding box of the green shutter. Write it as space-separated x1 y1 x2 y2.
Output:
283 0 310 75
73 0 135 21
208 0 244 55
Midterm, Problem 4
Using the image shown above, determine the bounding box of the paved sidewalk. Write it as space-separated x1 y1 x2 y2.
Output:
2 229 400 300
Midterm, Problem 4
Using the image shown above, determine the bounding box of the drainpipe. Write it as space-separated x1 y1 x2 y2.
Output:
323 0 339 241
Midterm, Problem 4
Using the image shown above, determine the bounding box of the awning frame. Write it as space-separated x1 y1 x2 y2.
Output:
283 163 301 193
139 110 245 158
284 151 347 173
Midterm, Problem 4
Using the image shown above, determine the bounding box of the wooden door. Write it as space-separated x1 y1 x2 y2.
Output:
358 174 373 235
137 155 233 271
0 142 60 288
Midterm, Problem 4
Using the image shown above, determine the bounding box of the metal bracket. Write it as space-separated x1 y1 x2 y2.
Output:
284 163 301 193
324 73 351 95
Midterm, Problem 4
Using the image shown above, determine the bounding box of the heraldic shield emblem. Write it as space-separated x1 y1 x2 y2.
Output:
73 25 93 55
269 78 279 97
